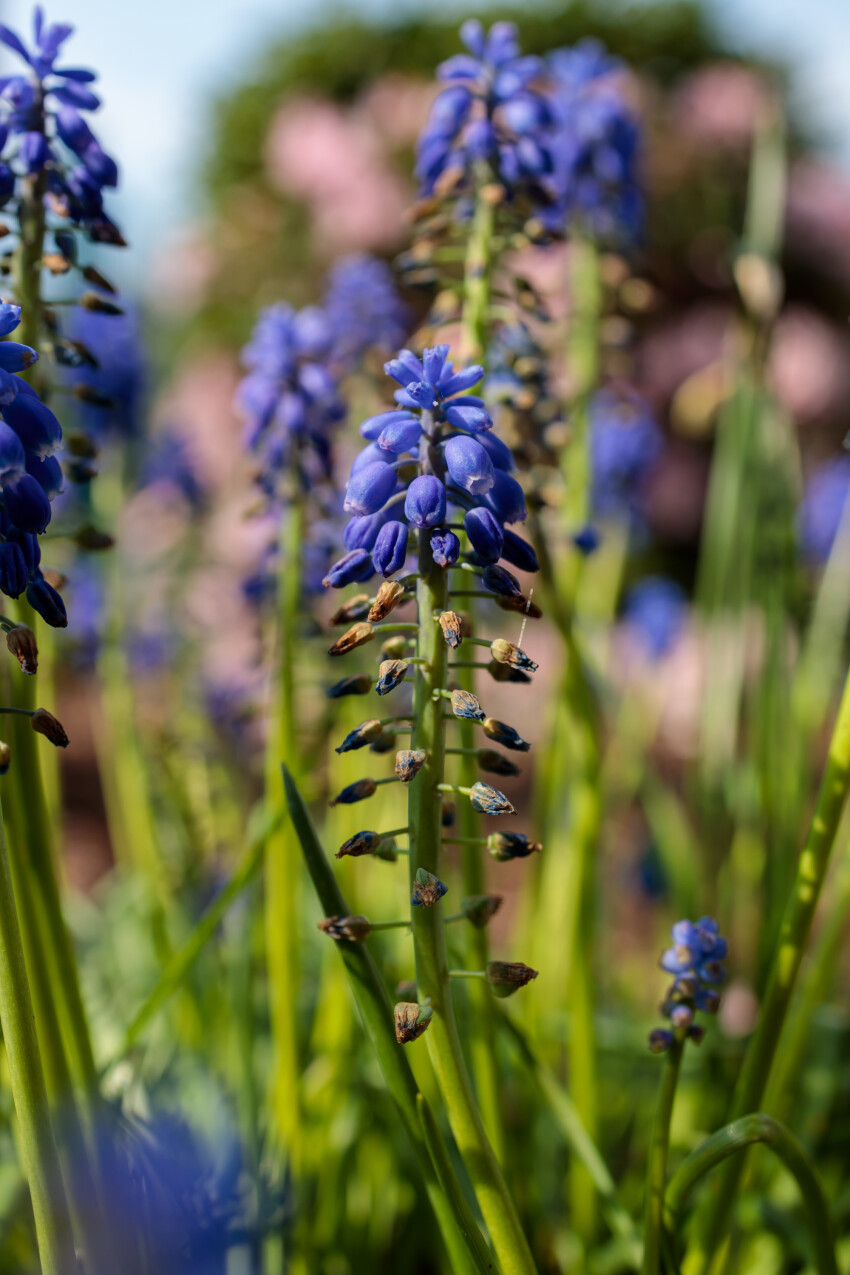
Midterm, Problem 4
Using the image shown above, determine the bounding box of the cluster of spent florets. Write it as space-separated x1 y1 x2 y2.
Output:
649 917 727 1053
318 343 542 1042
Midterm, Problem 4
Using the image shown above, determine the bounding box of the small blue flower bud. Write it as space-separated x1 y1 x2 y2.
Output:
431 530 460 567
572 524 601 555
484 470 526 523
476 749 520 777
404 475 446 528
477 430 515 472
470 782 517 816
336 830 384 859
378 417 423 454
0 541 27 598
318 914 371 941
335 719 383 754
344 511 388 553
26 576 67 628
2 391 62 457
444 402 493 432
412 866 448 907
501 528 539 573
648 1029 674 1054
451 689 485 721
360 409 417 440
344 461 397 516
464 507 504 563
445 435 494 495
322 549 375 589
482 564 522 598
3 474 51 534
372 520 409 578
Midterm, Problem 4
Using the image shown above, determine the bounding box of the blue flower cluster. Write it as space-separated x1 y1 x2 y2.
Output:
416 20 552 201
0 301 66 624
622 576 687 660
0 8 123 244
237 302 343 497
541 40 642 240
325 344 539 588
650 916 727 1052
590 388 663 526
323 255 409 368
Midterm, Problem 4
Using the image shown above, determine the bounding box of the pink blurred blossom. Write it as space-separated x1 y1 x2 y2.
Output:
360 74 438 147
671 63 772 150
786 159 850 288
768 307 850 427
155 351 246 492
265 96 410 252
149 225 217 316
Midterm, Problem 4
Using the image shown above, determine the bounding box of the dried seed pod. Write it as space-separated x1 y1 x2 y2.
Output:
476 749 520 777
490 638 538 673
496 593 543 619
411 867 447 908
30 708 69 748
394 1001 433 1044
368 581 406 622
6 624 38 675
482 718 530 752
487 832 541 861
450 689 485 722
318 915 371 941
376 659 409 696
336 830 383 859
330 594 370 626
380 636 407 660
370 728 397 754
439 610 464 649
329 778 377 807
327 673 372 699
469 782 516 817
335 719 383 754
486 961 538 998
395 749 427 783
461 894 503 928
328 622 374 657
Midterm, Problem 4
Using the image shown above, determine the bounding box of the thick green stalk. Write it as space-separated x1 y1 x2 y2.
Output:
562 233 601 529
460 173 495 365
0 790 75 1275
410 543 537 1275
283 765 492 1275
667 1115 837 1275
642 1040 684 1275
685 665 850 1273
264 499 304 1166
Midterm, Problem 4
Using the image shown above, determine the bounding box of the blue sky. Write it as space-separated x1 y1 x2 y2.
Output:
3 0 850 291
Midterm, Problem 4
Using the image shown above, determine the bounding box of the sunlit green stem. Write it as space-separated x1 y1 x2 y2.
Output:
264 497 304 1166
668 1115 837 1275
0 790 74 1275
410 539 537 1275
642 1039 683 1275
685 664 850 1273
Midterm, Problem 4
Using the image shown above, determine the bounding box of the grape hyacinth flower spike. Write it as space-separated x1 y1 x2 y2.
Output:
321 342 541 1275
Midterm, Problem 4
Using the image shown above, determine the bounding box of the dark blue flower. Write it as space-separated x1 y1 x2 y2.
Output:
372 520 409 578
464 507 503 562
322 548 374 589
404 475 446 529
652 917 727 1039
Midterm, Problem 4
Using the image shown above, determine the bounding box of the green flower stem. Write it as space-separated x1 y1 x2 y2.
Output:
0 790 75 1275
642 1038 684 1275
448 970 488 979
410 543 537 1275
460 170 495 365
667 1115 837 1275
685 664 850 1274
562 232 601 530
283 765 492 1275
264 496 304 1167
